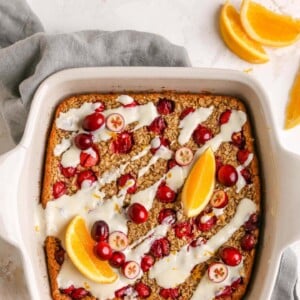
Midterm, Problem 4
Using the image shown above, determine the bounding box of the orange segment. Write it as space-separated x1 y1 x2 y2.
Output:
285 72 300 130
220 1 269 64
65 216 117 283
182 147 216 217
241 0 300 47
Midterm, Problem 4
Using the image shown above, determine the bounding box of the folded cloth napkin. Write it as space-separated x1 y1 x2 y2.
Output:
0 1 298 300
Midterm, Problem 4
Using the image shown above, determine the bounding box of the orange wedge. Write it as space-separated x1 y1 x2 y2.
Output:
182 147 216 218
285 72 300 129
65 216 117 283
220 1 269 64
241 0 300 47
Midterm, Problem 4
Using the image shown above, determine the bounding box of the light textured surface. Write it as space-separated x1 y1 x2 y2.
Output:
0 0 300 299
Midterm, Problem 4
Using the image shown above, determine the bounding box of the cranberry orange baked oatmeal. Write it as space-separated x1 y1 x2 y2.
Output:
42 92 261 300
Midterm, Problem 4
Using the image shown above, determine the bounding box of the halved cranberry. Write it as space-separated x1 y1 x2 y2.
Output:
232 131 245 149
77 170 96 188
241 234 256 251
158 208 177 225
122 261 140 279
241 168 252 184
174 221 193 239
180 107 195 120
80 147 99 167
110 131 133 154
134 282 151 298
156 182 176 203
196 211 217 232
55 247 65 265
127 203 148 224
218 164 238 186
141 254 155 272
95 241 112 260
91 220 109 242
156 98 175 115
82 112 105 131
61 285 75 295
210 190 228 209
109 251 126 268
219 110 232 125
71 287 89 299
53 181 66 199
95 102 105 112
150 238 170 258
115 285 133 298
159 288 179 299
193 125 212 145
237 149 250 164
74 133 93 150
167 159 178 170
219 247 242 266
148 117 167 134
117 173 137 194
244 213 259 232
60 165 76 178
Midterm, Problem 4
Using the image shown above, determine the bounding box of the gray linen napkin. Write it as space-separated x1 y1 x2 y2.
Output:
0 1 298 300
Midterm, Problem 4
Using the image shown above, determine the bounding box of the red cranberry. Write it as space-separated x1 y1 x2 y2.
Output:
109 251 126 268
77 170 96 188
237 149 250 164
241 168 252 184
150 238 170 258
159 288 179 299
110 131 133 154
115 286 133 298
167 159 178 170
156 98 175 115
232 132 245 149
55 247 65 265
241 234 256 251
193 125 213 145
244 213 259 232
60 165 76 178
127 203 148 224
135 282 151 298
148 117 167 134
95 241 112 260
174 221 193 239
156 182 176 203
53 181 66 199
141 254 155 272
95 102 105 112
80 147 99 167
218 164 238 186
180 107 195 120
158 208 177 225
190 237 207 248
231 277 243 290
220 247 242 266
124 101 138 108
74 133 93 150
117 173 137 194
71 287 89 299
215 286 232 299
196 212 217 232
91 220 109 241
61 285 75 295
219 110 232 124
82 112 105 131
151 136 170 154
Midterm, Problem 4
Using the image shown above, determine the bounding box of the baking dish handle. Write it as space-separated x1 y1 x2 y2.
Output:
0 145 27 247
277 148 300 248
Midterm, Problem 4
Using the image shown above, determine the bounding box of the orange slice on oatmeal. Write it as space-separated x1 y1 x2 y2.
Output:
220 1 268 63
240 0 300 47
182 147 216 217
65 216 117 283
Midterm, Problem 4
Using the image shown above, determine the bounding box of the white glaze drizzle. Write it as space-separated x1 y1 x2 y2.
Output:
54 138 72 156
117 95 135 105
61 145 81 168
178 106 214 145
149 198 256 288
236 153 254 193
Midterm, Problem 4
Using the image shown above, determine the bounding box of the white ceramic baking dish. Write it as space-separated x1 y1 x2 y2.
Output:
0 67 299 300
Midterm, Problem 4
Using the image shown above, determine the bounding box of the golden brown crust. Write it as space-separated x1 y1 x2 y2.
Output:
42 92 261 300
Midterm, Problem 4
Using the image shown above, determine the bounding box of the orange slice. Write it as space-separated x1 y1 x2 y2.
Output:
182 147 216 217
241 0 300 47
285 72 300 129
220 1 269 64
65 216 117 283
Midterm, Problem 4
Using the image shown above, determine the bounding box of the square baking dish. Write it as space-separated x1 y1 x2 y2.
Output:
0 67 299 300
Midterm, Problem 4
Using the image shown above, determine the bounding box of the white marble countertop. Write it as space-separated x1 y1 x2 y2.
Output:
0 0 300 299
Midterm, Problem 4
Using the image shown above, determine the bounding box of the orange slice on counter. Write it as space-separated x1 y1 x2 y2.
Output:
182 147 216 217
240 0 300 47
285 72 300 130
220 1 269 64
65 216 118 283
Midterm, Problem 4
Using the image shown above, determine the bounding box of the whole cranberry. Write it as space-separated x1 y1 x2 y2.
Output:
53 181 66 199
109 251 126 268
82 112 105 131
148 116 167 134
196 211 217 232
218 164 238 186
219 246 242 266
110 131 133 154
232 131 245 149
156 98 175 115
127 203 148 224
80 147 99 167
174 221 193 239
241 168 252 184
193 125 212 145
95 241 112 260
141 254 155 272
91 220 109 241
134 282 151 298
219 110 232 124
71 287 89 299
237 149 250 164
156 182 176 203
74 133 93 150
117 173 137 194
77 170 97 188
60 165 76 178
158 208 177 225
244 213 259 232
180 107 195 120
241 234 257 251
150 238 170 258
159 288 179 299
